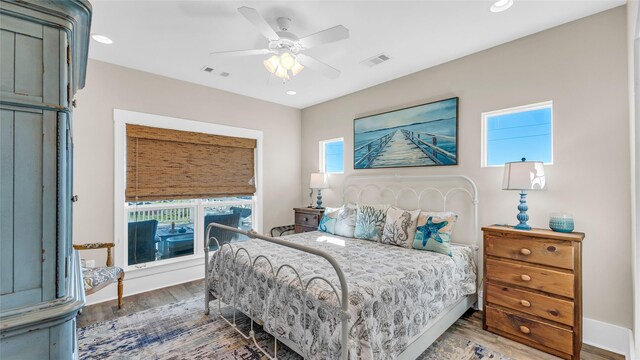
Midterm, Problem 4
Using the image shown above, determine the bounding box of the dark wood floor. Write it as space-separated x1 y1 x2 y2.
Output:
78 280 624 360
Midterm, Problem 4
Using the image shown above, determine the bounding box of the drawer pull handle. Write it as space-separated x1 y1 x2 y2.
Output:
304 217 308 221
520 274 531 281
520 299 531 307
520 248 531 256
519 325 531 334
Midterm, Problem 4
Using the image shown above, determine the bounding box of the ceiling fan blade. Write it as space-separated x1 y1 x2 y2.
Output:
210 49 272 57
296 54 341 79
298 25 349 49
238 6 280 41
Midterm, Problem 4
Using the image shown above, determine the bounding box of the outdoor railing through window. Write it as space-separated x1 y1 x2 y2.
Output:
125 197 254 268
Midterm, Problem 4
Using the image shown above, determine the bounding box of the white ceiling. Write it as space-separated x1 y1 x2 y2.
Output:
88 0 625 109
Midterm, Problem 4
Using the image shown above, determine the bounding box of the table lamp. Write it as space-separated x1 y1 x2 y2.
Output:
502 158 547 230
309 172 329 208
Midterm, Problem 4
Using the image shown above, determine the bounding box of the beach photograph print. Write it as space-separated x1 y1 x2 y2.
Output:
354 97 458 169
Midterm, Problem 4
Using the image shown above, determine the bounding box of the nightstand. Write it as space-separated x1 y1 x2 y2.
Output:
293 207 325 233
482 225 584 360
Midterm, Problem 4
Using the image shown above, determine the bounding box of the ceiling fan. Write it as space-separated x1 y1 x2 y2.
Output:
210 6 349 81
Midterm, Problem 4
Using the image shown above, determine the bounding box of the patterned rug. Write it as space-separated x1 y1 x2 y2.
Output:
78 297 512 360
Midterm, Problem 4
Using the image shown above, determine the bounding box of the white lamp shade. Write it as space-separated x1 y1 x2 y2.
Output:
263 55 280 73
502 160 547 190
291 59 304 76
309 172 328 189
280 52 295 70
274 65 289 79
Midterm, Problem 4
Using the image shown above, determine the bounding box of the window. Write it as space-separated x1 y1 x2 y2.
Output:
114 109 263 273
320 138 344 173
482 101 553 167
126 197 254 266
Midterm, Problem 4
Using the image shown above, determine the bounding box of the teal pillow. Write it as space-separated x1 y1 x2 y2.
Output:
413 212 458 256
354 204 390 241
318 207 340 234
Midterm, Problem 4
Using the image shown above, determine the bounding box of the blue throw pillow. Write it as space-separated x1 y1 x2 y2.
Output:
413 212 458 256
354 204 390 241
318 207 340 234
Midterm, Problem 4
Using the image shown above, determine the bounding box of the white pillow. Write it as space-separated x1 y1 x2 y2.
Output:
381 207 421 248
334 204 357 238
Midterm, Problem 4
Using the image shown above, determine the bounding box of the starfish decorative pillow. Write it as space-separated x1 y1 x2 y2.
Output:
413 211 458 256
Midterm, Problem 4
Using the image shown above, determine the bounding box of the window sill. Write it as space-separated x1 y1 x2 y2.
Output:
123 254 205 280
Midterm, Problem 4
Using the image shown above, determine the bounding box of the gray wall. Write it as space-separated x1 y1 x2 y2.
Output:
73 59 301 265
301 7 630 328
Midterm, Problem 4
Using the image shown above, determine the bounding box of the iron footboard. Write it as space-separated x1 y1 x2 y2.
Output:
204 223 350 360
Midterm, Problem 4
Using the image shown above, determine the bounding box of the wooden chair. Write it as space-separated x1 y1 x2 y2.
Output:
73 243 125 308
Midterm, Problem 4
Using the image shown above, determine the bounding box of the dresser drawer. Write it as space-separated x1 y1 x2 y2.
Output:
486 258 575 298
486 283 575 326
486 305 574 355
486 235 574 270
295 225 318 234
295 212 319 228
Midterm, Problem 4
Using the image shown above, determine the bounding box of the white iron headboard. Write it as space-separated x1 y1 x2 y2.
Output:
342 174 479 248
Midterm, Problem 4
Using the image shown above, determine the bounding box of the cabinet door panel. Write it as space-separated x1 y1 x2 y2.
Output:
0 30 15 93
0 109 15 295
14 34 43 98
0 13 61 107
0 107 57 310
13 110 44 293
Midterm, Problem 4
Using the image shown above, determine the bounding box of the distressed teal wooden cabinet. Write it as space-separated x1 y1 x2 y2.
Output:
0 0 91 358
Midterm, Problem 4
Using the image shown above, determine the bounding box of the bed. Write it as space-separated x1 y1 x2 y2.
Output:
205 174 480 360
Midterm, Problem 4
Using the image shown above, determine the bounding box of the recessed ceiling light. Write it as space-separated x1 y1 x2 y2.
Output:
91 34 113 44
490 0 513 13
286 90 297 95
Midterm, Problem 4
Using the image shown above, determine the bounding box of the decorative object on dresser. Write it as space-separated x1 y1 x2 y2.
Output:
482 225 585 360
549 213 575 233
0 0 91 358
502 158 547 230
309 172 329 208
353 97 458 169
294 207 325 233
73 243 125 309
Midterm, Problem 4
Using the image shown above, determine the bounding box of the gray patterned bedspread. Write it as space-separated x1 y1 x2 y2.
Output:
207 231 476 360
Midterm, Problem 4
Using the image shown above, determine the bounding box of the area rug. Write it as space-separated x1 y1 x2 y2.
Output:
78 297 512 360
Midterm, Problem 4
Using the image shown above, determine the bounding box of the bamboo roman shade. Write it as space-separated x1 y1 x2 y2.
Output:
125 124 256 201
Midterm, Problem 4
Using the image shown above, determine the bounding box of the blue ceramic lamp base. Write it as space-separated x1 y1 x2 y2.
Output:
316 189 324 209
514 190 531 231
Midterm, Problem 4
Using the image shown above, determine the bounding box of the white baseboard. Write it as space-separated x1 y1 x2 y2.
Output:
583 317 633 359
85 263 204 306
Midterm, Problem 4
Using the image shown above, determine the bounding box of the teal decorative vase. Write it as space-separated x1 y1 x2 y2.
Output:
549 213 574 233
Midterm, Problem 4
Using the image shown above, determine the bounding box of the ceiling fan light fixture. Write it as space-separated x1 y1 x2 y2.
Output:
490 0 514 12
263 55 280 73
291 59 304 76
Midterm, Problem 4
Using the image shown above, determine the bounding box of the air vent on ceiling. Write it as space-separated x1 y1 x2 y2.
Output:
219 72 230 77
201 66 214 73
360 53 391 67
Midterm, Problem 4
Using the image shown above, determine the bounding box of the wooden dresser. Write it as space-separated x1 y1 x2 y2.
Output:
294 207 325 233
482 226 584 360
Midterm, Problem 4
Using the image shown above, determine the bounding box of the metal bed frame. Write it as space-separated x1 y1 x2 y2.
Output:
204 174 479 360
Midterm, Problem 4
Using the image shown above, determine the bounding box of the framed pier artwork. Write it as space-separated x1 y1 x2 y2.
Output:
354 97 459 169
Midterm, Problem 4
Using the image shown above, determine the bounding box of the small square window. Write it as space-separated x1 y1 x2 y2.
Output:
482 101 553 167
320 138 344 174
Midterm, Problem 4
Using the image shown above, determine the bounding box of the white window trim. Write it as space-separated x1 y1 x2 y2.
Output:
113 109 263 280
481 100 554 168
319 137 345 174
